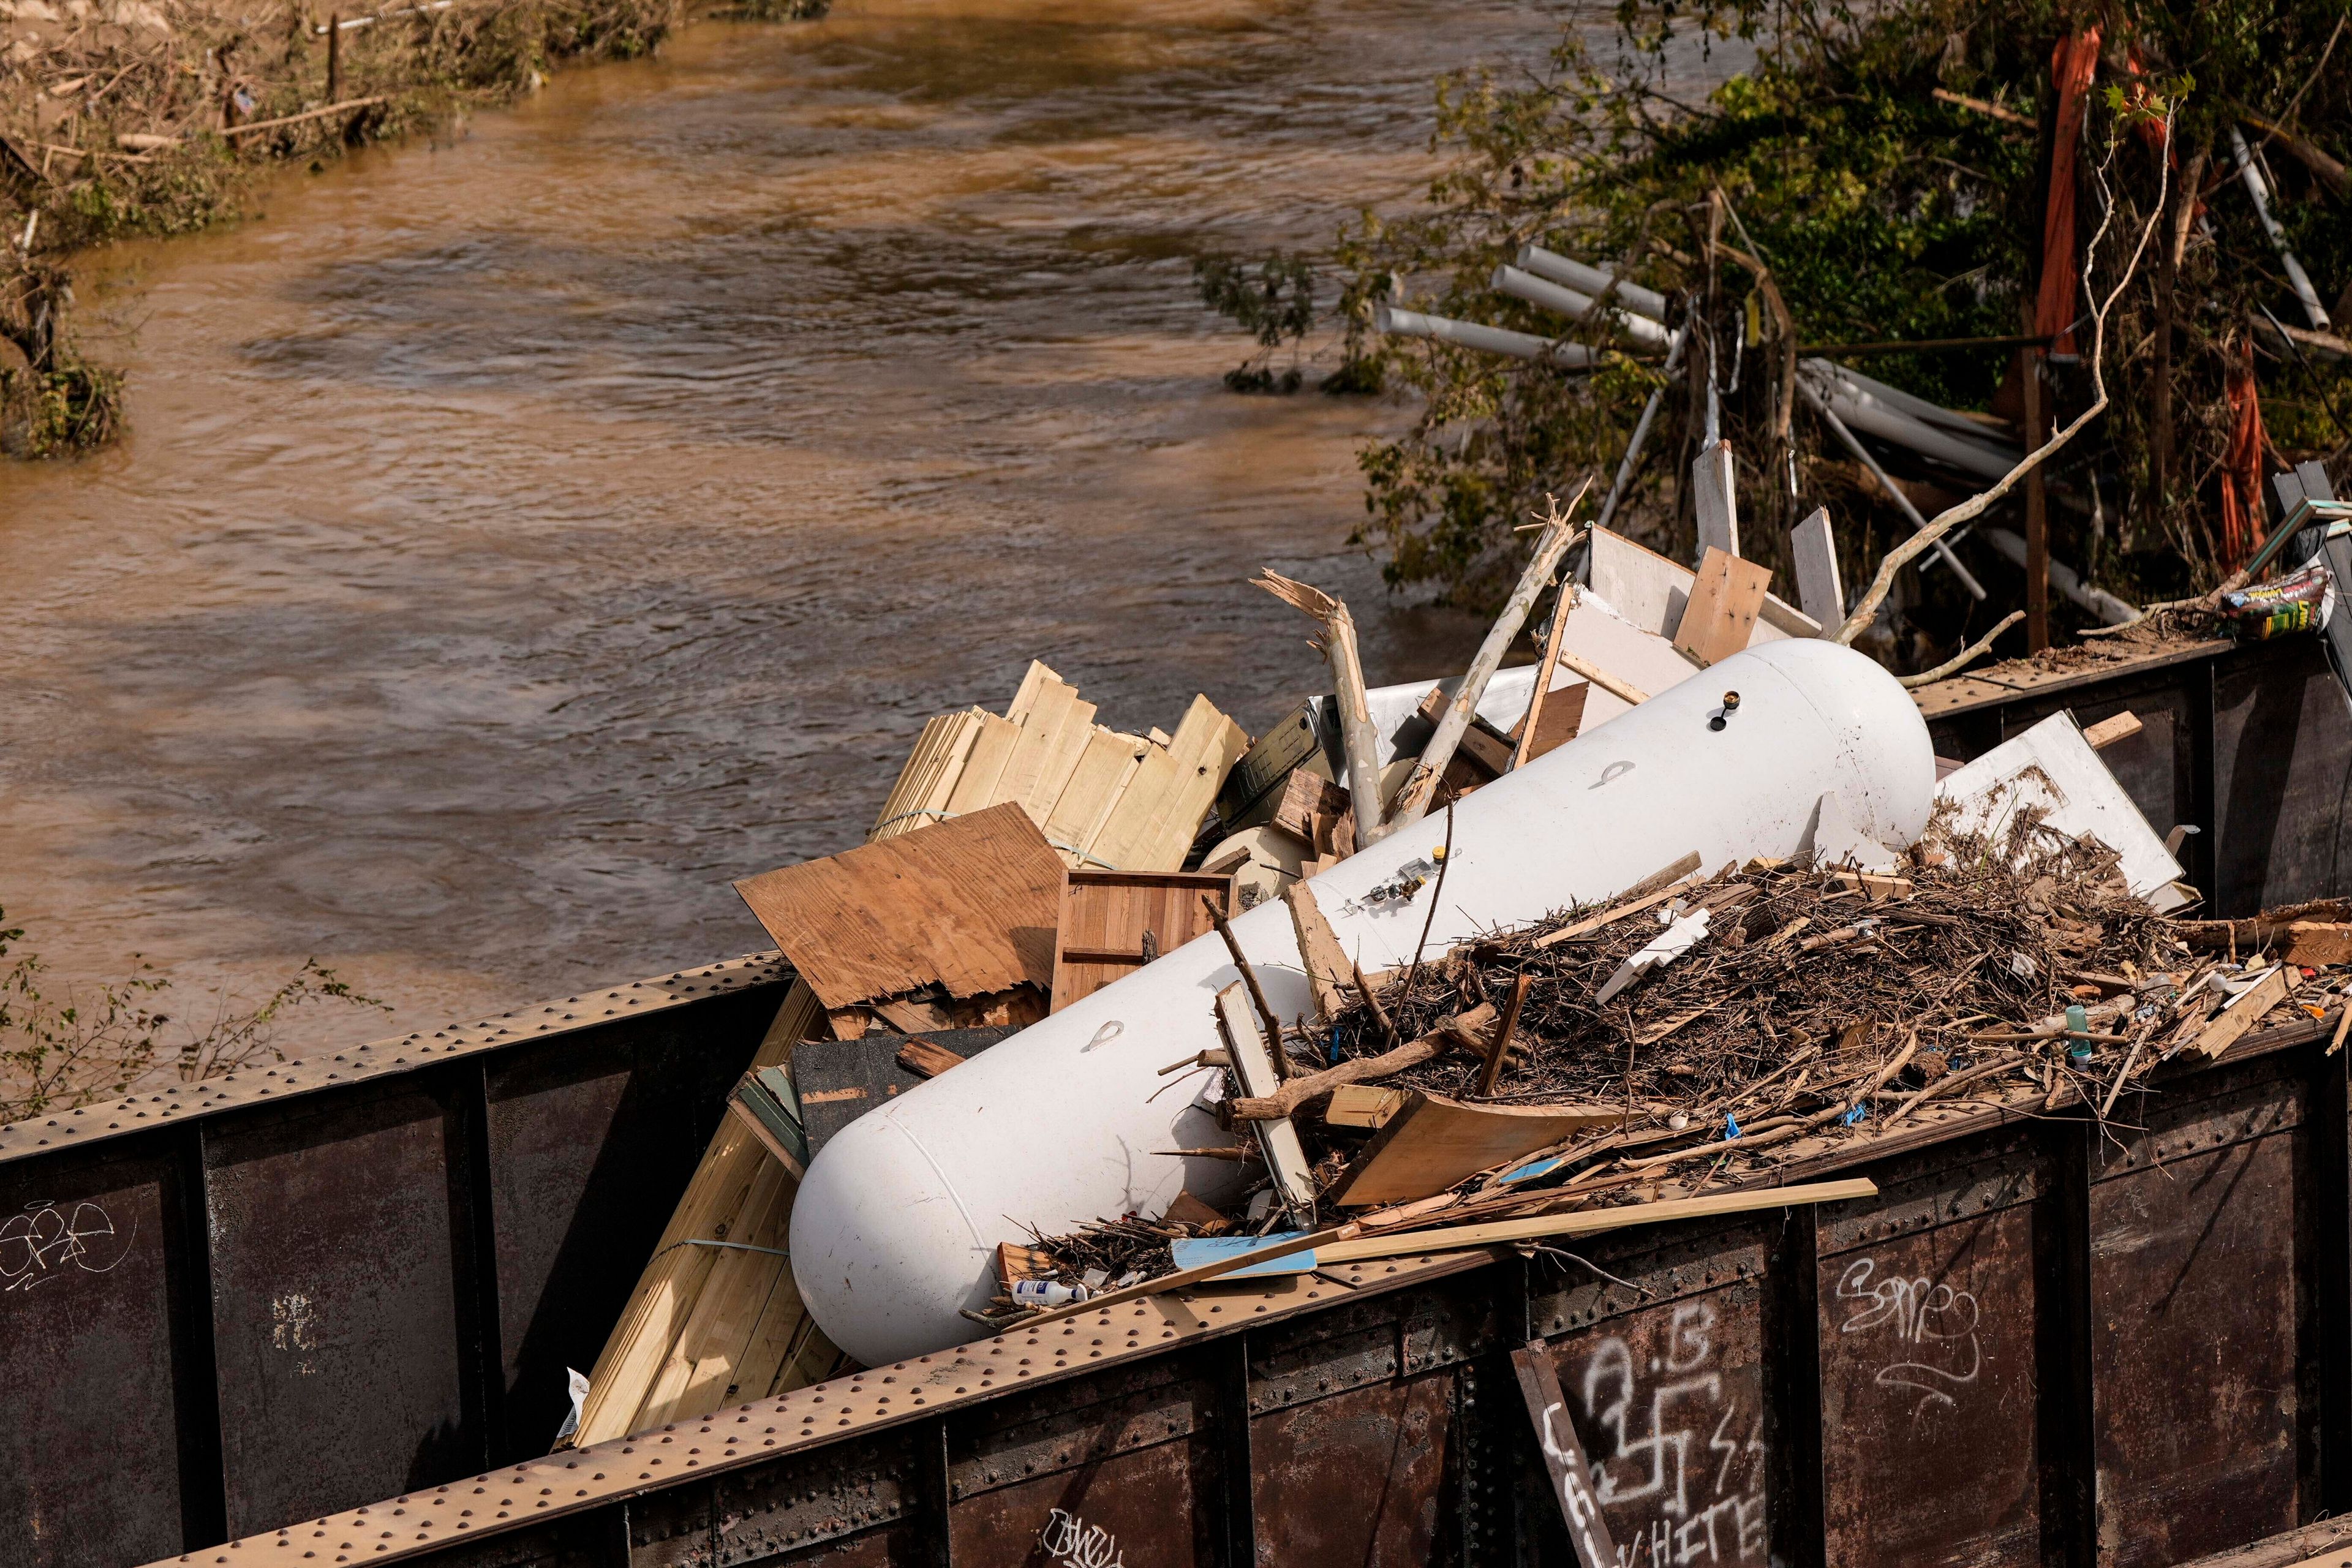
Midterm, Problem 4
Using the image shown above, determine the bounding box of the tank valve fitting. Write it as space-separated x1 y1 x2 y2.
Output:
1709 690 1742 731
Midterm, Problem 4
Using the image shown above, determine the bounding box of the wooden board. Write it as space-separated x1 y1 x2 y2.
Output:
1283 881 1354 1019
790 1025 1019 1163
1673 547 1775 668
1325 1084 1406 1129
1413 685 1515 776
1518 679 1588 763
1327 1090 1623 1206
734 802 1063 1009
1215 982 1317 1224
1268 767 1351 845
1050 870 1235 1012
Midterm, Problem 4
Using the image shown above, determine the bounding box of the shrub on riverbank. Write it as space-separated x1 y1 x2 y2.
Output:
0 0 693 454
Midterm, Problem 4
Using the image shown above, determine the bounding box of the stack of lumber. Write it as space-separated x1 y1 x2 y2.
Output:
570 664 1249 1447
872 662 1249 872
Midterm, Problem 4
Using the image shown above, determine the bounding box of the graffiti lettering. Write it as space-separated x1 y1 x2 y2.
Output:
1834 1258 1983 1421
1575 1299 1768 1566
0 1199 135 1293
1039 1508 1125 1568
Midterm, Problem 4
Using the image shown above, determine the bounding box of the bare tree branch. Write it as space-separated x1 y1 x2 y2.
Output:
1834 111 2174 647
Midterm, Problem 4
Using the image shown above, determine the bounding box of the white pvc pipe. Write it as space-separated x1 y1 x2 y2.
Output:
789 639 1936 1366
1979 526 2141 625
1803 362 2019 484
1515 245 1672 325
1490 265 1675 350
1374 304 1597 366
2231 126 2334 333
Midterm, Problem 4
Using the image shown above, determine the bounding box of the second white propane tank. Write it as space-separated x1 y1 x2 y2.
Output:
790 638 1934 1367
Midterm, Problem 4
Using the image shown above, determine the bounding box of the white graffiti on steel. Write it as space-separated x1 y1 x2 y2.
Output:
1834 1257 1982 1419
0 1199 135 1292
1578 1300 1768 1566
1041 1508 1125 1568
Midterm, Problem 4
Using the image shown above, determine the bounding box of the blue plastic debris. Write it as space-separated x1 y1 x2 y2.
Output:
1725 1113 1743 1139
1167 1233 1317 1280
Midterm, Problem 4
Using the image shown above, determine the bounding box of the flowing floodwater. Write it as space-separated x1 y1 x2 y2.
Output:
0 0 1728 1049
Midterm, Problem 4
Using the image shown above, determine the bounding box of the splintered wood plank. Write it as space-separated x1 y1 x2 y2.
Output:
1005 659 1055 722
1044 729 1151 869
1050 870 1234 1012
1327 1091 1622 1206
1284 881 1354 1019
1088 740 1184 870
1124 696 1248 870
997 672 1085 820
573 982 826 1447
1017 692 1101 826
734 802 1063 1007
871 709 984 841
1673 547 1774 668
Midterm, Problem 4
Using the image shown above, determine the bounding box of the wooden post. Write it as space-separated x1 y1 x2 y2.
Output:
326 17 342 105
1510 1343 1621 1568
2022 344 2050 652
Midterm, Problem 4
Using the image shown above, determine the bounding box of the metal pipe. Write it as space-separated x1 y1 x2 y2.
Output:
1797 379 1989 600
1979 526 2141 625
1591 328 1689 537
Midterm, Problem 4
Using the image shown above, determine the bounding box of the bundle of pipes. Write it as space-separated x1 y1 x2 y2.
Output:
1375 244 2146 627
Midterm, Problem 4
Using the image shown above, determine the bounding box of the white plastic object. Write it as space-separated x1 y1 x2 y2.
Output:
1512 246 1672 324
1934 711 2190 910
788 639 1937 1366
1373 303 1597 365
1490 265 1675 349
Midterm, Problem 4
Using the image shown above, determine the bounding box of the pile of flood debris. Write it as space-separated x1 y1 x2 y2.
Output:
1001 807 2346 1310
570 507 2352 1430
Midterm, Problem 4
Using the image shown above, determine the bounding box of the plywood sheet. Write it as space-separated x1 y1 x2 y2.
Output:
1674 548 1775 668
1329 1090 1621 1205
734 802 1063 1009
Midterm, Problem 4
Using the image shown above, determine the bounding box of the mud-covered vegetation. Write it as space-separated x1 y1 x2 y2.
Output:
0 0 830 455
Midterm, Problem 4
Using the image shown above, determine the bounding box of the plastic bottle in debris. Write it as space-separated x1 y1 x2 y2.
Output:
1009 1279 1090 1308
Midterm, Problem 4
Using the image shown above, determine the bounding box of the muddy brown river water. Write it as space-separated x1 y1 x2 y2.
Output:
0 0 1733 1049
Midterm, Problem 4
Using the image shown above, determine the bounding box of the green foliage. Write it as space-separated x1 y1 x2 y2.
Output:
0 905 389 1123
0 356 122 458
1194 251 1319 393
1210 0 2352 643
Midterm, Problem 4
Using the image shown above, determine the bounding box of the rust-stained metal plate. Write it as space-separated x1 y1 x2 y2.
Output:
1247 1368 1453 1566
0 1141 192 1568
716 1427 927 1566
951 1437 1210 1568
2090 1073 2309 1567
204 1082 479 1537
1817 1202 2043 1566
140 1254 1491 1568
1544 1276 1771 1567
